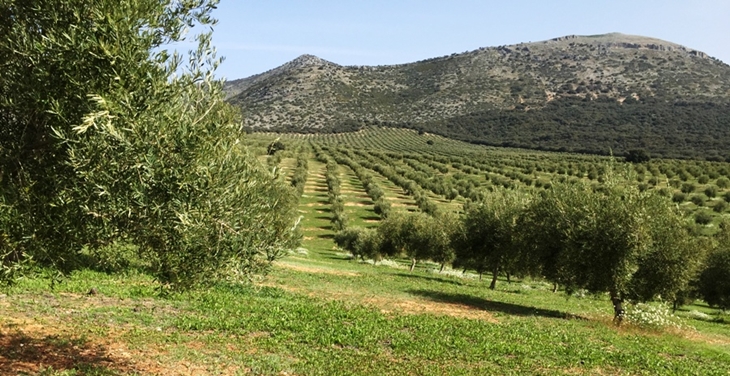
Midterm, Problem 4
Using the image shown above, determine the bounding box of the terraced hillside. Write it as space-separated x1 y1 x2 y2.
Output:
250 128 730 236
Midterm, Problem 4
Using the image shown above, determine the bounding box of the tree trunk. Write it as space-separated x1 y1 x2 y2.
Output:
409 258 416 272
506 272 511 284
439 263 445 273
552 282 558 293
610 289 624 326
489 264 500 290
478 271 482 280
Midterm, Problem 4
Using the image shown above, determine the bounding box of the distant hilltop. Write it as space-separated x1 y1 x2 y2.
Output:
225 33 730 160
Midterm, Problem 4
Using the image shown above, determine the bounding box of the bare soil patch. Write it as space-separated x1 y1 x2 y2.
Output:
344 202 371 207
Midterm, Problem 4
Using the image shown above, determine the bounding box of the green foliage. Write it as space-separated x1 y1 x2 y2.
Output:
695 211 714 225
372 197 391 219
0 0 299 289
375 211 454 270
691 195 707 206
290 152 309 196
453 189 530 288
325 160 348 231
267 140 286 155
699 222 730 310
625 149 651 164
523 165 705 304
681 182 696 193
84 242 143 274
334 227 381 262
714 200 728 213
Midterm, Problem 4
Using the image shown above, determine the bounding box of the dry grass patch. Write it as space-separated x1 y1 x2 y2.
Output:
275 262 360 277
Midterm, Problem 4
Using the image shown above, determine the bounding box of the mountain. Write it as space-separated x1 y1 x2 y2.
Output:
225 33 730 159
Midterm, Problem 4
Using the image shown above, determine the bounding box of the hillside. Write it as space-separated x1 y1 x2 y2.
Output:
226 33 730 159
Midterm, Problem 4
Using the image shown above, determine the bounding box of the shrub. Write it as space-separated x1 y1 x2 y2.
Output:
716 177 730 189
714 200 728 213
681 183 696 193
695 211 713 225
690 195 706 206
672 192 687 203
657 188 671 197
705 185 718 198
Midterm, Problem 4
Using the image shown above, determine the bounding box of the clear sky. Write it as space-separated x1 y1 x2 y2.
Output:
209 0 730 80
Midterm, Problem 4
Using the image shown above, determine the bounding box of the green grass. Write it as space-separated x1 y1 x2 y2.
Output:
3 265 729 375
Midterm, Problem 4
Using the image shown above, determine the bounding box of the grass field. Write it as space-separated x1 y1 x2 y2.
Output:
2 130 730 375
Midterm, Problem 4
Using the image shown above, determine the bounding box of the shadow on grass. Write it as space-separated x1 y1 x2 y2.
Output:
0 331 130 375
407 289 585 320
395 273 465 286
317 234 335 239
361 215 381 221
315 216 332 220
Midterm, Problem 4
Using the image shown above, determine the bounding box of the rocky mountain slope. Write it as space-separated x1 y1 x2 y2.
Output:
225 33 730 159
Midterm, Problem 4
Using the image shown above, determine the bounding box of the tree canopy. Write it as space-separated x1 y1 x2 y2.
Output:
0 0 300 289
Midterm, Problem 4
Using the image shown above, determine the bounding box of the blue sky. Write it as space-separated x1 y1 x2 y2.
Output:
210 0 730 80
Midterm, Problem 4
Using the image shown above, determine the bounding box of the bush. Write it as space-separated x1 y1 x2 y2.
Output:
716 177 730 189
373 198 391 219
690 195 707 206
657 188 671 197
714 200 728 213
705 185 718 198
681 183 696 193
672 192 687 203
695 211 713 225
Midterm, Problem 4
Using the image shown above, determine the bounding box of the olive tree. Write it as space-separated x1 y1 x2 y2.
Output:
698 221 730 310
334 227 382 263
453 189 530 289
524 168 707 316
376 211 452 271
0 0 300 289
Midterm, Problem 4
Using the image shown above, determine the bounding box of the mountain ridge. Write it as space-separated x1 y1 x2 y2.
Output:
225 33 730 159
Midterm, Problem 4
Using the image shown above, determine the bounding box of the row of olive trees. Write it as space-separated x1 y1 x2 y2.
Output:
323 147 391 218
0 0 300 289
351 150 439 215
291 152 309 196
334 211 456 271
325 160 348 232
338 170 714 312
461 179 707 311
